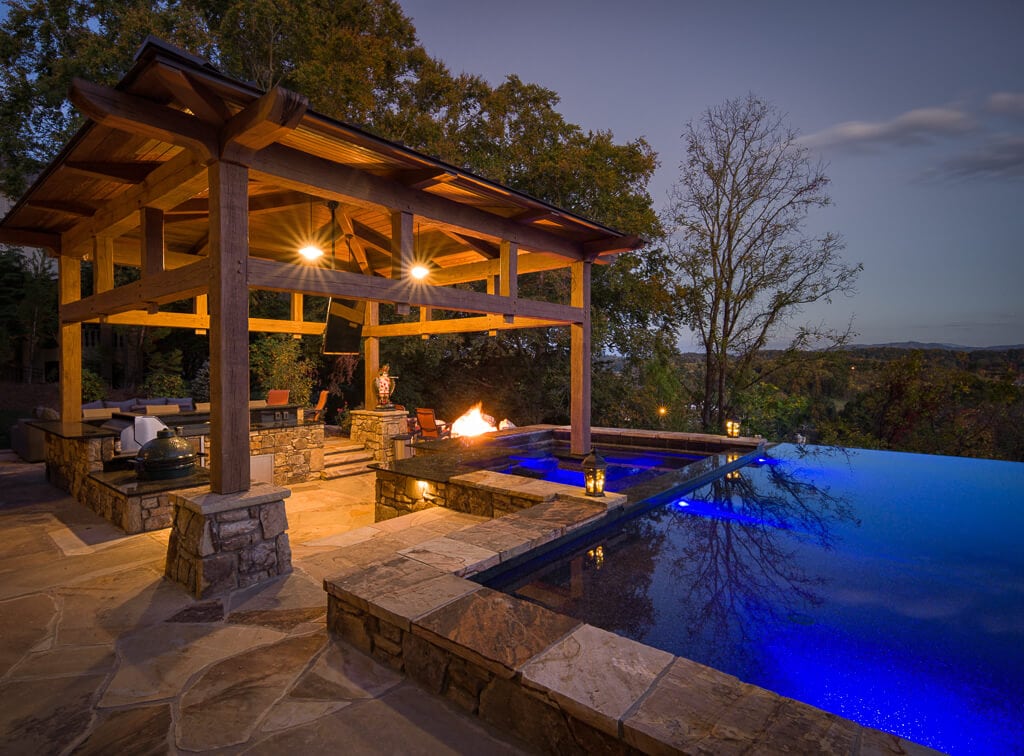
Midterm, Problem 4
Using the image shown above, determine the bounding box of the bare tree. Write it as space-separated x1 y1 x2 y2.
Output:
668 94 861 433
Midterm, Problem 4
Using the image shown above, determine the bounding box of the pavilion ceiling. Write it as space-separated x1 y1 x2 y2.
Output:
0 40 641 283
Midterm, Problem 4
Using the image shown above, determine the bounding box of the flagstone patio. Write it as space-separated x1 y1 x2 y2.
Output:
0 452 530 754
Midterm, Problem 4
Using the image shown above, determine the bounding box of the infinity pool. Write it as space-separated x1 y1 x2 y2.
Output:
490 445 1024 754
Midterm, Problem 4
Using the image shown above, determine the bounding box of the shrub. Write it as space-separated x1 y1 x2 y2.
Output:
82 368 106 402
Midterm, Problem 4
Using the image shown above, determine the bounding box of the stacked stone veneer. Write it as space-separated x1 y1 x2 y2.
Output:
165 483 292 598
248 423 325 485
350 409 408 463
325 496 930 755
44 434 115 500
79 477 176 533
375 469 586 522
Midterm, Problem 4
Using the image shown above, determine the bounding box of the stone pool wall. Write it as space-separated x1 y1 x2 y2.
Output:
325 490 928 755
375 469 569 522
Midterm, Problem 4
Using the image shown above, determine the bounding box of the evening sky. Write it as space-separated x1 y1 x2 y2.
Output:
401 0 1024 349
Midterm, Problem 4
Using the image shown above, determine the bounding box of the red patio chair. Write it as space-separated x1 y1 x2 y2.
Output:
307 390 328 422
416 407 450 439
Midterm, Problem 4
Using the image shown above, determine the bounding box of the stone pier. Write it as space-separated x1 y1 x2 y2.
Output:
165 483 293 598
350 409 408 464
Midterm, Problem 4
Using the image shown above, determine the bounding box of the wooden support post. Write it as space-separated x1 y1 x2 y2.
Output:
499 240 518 323
194 293 208 335
570 260 592 456
364 302 380 408
94 237 115 383
59 256 82 423
93 237 114 293
419 305 432 340
208 160 250 494
391 210 413 315
140 207 165 278
290 293 303 338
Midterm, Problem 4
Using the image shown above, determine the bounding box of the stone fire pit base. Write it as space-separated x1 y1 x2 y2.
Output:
165 483 293 598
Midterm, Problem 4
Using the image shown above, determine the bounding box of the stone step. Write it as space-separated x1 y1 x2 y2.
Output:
323 449 373 465
322 460 374 479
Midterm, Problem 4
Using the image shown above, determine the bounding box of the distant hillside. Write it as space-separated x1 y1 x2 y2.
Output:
848 342 1024 352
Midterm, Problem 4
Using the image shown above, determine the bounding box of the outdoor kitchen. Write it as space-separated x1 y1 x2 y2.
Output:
31 403 324 534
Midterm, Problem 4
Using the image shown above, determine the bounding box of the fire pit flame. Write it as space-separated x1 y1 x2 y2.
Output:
451 403 497 438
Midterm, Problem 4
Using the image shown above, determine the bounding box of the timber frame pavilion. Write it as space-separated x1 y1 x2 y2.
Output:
0 38 643 495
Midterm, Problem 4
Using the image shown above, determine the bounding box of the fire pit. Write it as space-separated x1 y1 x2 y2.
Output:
451 404 497 438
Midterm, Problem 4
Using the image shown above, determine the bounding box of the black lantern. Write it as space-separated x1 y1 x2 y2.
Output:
725 418 741 438
582 449 607 497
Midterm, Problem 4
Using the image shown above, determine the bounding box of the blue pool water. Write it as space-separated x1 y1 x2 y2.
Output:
498 448 704 492
495 445 1024 754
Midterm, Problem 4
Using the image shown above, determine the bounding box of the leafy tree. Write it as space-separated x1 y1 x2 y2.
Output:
667 94 861 433
249 334 316 404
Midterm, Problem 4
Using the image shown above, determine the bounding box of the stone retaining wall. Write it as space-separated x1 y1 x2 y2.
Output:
165 483 292 598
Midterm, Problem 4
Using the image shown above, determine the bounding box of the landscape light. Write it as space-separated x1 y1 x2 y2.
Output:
582 449 607 497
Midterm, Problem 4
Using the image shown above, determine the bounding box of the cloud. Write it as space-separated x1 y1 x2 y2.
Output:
987 92 1024 117
800 106 976 151
938 135 1024 179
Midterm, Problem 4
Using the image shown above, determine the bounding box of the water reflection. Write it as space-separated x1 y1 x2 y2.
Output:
508 447 860 675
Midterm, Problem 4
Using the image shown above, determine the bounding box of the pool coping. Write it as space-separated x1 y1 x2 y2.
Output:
323 456 938 754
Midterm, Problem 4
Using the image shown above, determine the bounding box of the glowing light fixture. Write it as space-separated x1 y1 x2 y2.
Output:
658 406 668 417
298 197 323 261
725 418 741 438
411 264 430 280
582 449 607 497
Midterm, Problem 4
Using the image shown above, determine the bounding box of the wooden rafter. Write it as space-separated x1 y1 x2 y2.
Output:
63 160 163 183
249 145 585 259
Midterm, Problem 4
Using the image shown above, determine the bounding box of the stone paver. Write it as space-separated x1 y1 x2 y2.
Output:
0 458 532 755
519 623 674 738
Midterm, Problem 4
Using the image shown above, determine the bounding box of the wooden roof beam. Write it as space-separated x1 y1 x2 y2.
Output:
249 145 585 259
392 168 458 190
427 252 572 286
60 259 209 323
583 234 644 258
153 63 232 124
364 315 567 338
63 160 163 183
0 228 61 252
219 86 308 161
336 211 372 273
25 199 96 217
69 78 217 158
247 257 583 322
438 229 499 259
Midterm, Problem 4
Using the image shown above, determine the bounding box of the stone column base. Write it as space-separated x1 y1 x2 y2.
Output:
165 482 293 598
349 409 408 463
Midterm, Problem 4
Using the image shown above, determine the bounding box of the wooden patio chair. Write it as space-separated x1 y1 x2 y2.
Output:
416 407 450 439
266 389 290 406
307 390 329 422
